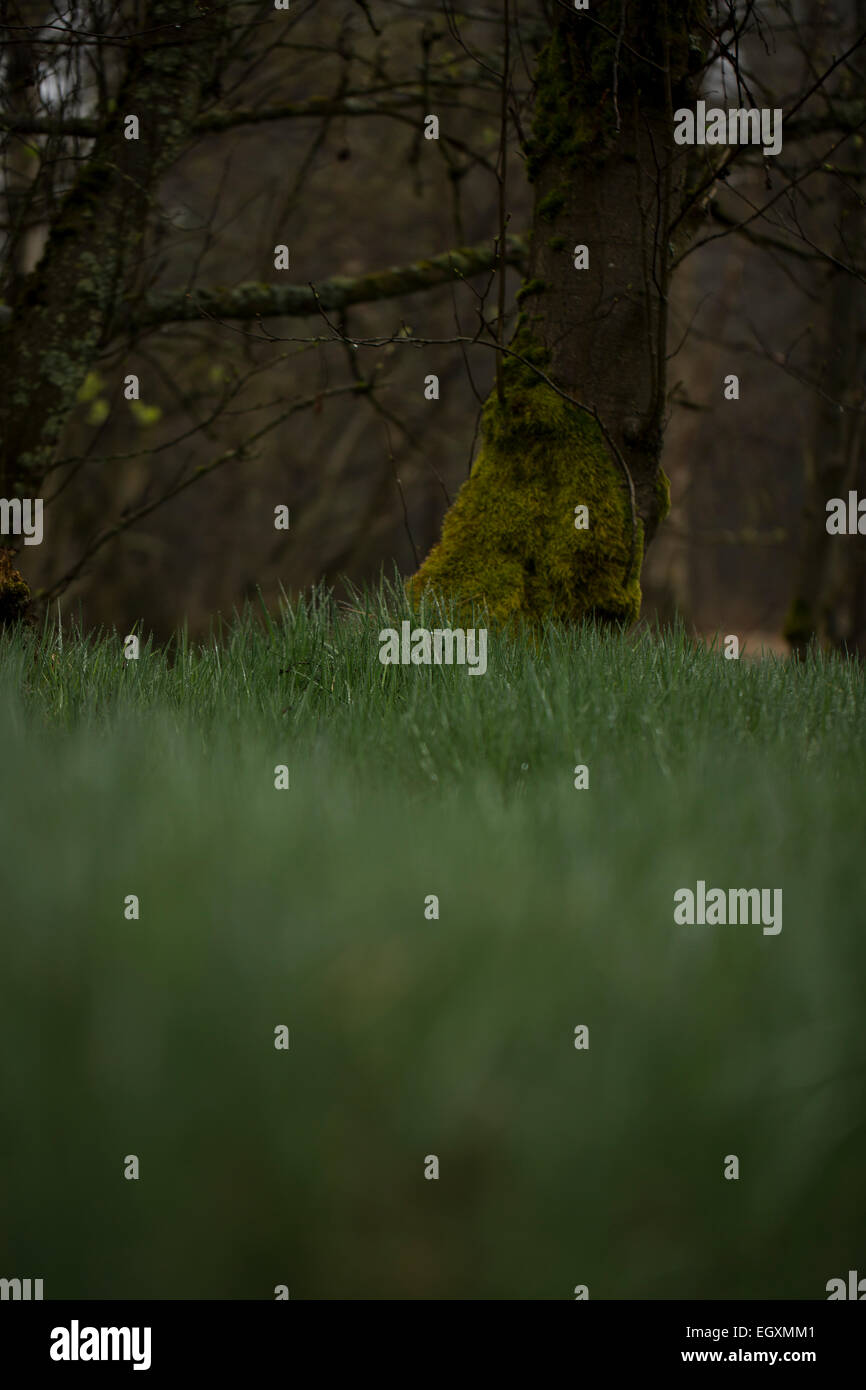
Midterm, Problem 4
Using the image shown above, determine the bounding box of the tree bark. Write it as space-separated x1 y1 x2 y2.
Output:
410 2 706 625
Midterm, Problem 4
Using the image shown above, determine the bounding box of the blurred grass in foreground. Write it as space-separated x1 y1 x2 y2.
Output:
1 583 864 1299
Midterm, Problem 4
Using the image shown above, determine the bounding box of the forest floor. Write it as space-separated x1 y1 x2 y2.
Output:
1 584 864 1299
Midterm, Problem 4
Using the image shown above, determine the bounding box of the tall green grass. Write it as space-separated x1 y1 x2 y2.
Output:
1 584 864 1298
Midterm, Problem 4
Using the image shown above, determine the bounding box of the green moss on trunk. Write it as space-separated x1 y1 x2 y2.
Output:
409 354 641 626
0 549 31 627
656 467 672 522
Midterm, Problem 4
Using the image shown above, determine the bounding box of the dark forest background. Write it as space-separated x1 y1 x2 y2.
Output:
2 0 864 648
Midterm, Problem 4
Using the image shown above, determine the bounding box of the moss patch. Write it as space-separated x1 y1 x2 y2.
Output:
526 24 608 180
656 467 672 523
515 278 546 306
0 549 31 627
409 350 641 626
537 187 568 223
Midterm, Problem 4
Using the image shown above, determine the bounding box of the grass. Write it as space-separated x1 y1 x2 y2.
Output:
1 581 864 1299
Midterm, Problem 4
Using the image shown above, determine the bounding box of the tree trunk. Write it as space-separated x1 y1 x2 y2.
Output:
784 0 866 657
410 2 706 624
0 0 225 499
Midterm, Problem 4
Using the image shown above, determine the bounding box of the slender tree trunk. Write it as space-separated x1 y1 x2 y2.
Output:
2 6 46 296
785 0 866 656
410 2 706 624
784 265 866 656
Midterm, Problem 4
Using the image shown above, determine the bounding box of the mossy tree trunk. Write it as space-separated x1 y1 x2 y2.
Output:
410 3 706 625
0 0 225 500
